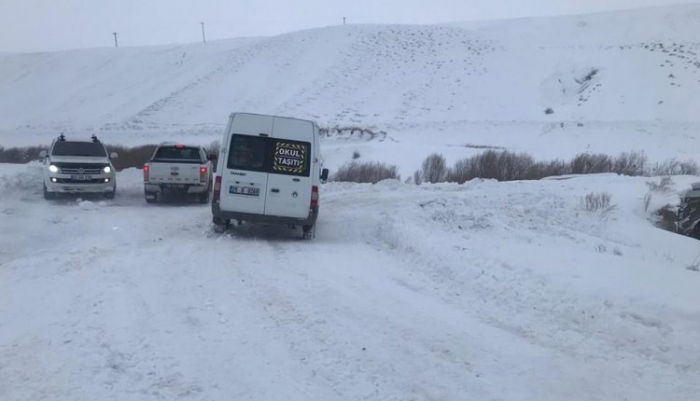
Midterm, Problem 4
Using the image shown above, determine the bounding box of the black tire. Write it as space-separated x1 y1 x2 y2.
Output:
199 191 210 204
145 192 157 204
302 225 315 240
212 217 230 233
104 191 115 199
43 184 56 200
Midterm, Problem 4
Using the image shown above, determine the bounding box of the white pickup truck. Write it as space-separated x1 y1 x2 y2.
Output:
143 143 213 203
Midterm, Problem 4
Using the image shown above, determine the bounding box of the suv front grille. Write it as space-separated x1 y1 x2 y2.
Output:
54 163 105 175
55 178 107 184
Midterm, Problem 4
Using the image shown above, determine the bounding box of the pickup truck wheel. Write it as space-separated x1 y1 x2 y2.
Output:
145 192 157 204
43 184 56 200
199 191 210 204
104 191 115 200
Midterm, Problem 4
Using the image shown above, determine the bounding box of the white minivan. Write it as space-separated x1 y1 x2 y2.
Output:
211 113 329 238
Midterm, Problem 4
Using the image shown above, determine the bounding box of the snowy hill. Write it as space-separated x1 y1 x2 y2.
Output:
0 4 699 171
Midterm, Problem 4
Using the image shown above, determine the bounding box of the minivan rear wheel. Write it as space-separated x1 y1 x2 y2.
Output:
213 217 230 233
302 225 315 240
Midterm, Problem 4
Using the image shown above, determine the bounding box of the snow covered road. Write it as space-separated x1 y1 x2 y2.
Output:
1 165 699 400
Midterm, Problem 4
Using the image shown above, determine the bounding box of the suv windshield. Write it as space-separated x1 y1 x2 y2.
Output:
52 141 107 157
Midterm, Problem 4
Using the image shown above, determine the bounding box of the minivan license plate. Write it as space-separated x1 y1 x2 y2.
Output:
230 186 260 196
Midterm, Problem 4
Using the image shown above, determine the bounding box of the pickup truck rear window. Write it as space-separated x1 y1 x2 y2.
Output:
153 147 203 163
52 141 106 157
227 135 310 177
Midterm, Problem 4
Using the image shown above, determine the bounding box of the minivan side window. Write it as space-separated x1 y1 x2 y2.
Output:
226 135 311 177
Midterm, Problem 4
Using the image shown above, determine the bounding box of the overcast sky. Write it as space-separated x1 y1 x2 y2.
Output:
0 0 696 52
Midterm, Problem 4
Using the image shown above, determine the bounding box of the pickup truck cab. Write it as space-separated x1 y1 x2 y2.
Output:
40 134 118 200
143 143 213 203
211 112 329 238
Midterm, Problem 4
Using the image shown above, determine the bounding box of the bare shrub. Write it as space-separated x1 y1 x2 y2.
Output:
612 151 647 176
649 159 699 176
644 193 652 212
352 150 361 160
570 153 613 174
413 170 423 185
524 159 571 180
332 161 400 183
447 150 549 183
421 153 448 183
207 140 221 172
0 146 45 163
688 256 700 272
447 158 475 184
583 192 613 212
207 140 220 157
646 176 674 193
105 144 157 171
544 107 554 115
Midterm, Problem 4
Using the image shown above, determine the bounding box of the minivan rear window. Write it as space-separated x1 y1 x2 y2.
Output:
227 135 310 177
153 146 202 163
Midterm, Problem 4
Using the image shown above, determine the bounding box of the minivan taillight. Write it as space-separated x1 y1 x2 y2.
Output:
143 165 150 182
310 186 319 210
213 175 222 203
200 166 207 182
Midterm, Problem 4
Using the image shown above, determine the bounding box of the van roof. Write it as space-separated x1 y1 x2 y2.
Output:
229 112 316 125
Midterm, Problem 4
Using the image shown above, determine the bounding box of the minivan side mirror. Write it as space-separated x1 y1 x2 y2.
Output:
39 150 47 158
110 152 119 159
320 168 329 182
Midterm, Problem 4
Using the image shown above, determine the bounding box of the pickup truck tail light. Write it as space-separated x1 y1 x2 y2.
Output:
143 165 150 182
310 186 319 210
200 166 207 183
213 175 222 203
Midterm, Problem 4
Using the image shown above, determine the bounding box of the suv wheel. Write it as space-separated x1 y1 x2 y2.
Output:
43 184 56 200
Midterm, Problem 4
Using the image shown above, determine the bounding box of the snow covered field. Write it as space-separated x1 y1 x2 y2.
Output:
1 3 700 400
1 164 699 400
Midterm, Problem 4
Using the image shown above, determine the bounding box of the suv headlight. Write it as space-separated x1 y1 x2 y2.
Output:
103 166 112 174
48 165 59 173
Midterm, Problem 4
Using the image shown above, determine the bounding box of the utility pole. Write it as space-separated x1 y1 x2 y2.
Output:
200 22 206 43
343 17 346 25
113 32 118 48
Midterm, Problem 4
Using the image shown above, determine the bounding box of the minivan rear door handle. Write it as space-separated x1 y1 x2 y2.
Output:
270 188 280 193
293 178 300 182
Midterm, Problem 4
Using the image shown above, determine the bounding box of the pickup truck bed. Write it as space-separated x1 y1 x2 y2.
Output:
143 145 212 203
